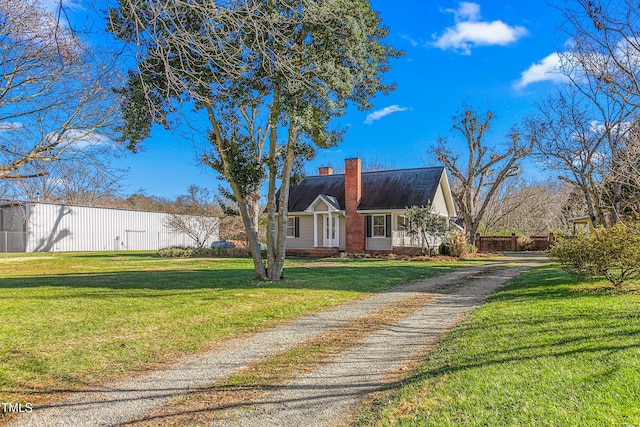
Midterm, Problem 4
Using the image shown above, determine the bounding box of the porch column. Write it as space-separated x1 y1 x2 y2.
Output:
328 211 333 247
313 212 318 247
335 213 340 248
391 212 396 247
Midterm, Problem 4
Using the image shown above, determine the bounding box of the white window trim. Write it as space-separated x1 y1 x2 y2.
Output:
372 214 386 238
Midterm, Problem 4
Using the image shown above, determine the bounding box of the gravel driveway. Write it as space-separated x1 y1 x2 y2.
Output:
8 254 547 427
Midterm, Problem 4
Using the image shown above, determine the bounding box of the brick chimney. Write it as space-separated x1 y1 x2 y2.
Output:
345 158 365 253
318 166 333 176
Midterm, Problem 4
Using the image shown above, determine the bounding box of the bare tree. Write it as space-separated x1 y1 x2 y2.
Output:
481 179 573 235
121 191 173 212
164 186 220 248
0 0 122 182
5 152 126 204
552 0 640 222
558 0 640 110
434 105 532 245
164 214 219 249
313 156 396 175
218 212 250 242
525 88 635 226
361 156 397 172
478 176 524 235
610 117 640 216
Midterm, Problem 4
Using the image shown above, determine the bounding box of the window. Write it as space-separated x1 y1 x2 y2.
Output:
366 214 391 238
372 214 386 237
286 217 296 237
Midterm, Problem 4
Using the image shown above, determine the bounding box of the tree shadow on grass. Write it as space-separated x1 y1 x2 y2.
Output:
0 262 463 294
389 263 640 413
0 254 546 297
69 252 161 259
486 264 590 302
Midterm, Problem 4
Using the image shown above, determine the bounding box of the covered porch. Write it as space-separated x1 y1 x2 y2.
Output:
305 194 345 251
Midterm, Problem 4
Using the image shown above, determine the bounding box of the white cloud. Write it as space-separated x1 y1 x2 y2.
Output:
432 2 528 54
515 52 569 88
399 34 419 47
444 2 481 22
55 129 113 150
0 122 24 131
589 119 631 136
364 105 408 125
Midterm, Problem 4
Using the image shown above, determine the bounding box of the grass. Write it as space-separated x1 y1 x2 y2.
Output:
353 264 640 427
0 251 470 408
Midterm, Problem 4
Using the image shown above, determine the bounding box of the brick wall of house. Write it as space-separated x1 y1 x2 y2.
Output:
345 158 366 253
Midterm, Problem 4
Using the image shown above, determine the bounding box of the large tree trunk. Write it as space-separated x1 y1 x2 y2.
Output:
206 103 268 280
265 115 297 281
239 197 268 281
265 96 280 281
466 217 480 247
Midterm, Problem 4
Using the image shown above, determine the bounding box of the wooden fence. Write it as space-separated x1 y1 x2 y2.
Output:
475 233 555 253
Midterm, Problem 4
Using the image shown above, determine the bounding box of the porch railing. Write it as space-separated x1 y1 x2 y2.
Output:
392 231 447 250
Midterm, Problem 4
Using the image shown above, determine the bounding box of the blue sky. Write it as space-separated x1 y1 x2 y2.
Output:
61 0 569 199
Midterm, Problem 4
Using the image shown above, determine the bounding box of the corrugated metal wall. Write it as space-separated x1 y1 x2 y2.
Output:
6 202 219 252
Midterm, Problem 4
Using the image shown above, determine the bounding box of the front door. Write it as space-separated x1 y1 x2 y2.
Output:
323 214 337 247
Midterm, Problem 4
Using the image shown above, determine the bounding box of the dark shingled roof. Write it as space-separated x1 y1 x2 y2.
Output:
286 166 445 212
286 175 345 212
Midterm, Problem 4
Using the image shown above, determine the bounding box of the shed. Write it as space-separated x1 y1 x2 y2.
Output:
566 215 595 234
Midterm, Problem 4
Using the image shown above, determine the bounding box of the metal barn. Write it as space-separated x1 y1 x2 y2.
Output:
0 201 219 252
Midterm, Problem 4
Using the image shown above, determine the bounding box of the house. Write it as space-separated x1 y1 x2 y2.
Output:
283 158 456 255
0 200 219 252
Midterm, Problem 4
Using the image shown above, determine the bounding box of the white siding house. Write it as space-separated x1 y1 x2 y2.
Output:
283 158 456 255
0 201 219 252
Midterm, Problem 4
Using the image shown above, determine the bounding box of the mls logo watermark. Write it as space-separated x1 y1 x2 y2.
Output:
2 402 32 413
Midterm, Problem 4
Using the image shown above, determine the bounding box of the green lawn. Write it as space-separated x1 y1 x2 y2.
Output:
0 252 469 407
353 264 640 427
